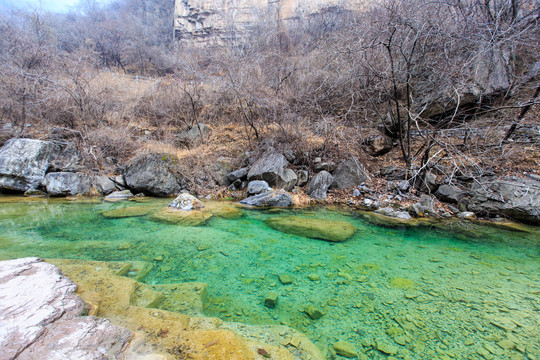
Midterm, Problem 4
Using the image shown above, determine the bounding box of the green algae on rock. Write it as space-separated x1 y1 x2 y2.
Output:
149 208 213 226
389 277 414 289
264 216 357 242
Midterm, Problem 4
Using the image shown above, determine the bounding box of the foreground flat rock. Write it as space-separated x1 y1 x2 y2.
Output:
264 216 357 242
0 257 132 360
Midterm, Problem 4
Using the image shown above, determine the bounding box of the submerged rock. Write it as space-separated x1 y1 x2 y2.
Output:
264 216 357 242
333 341 358 358
304 305 324 320
240 190 293 207
101 206 154 218
0 138 57 192
104 189 134 202
168 193 204 211
264 291 279 308
150 208 212 226
0 257 132 360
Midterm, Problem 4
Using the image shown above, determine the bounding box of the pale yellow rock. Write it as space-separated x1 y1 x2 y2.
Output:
48 258 324 360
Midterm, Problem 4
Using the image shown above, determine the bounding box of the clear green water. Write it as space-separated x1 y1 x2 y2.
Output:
1 196 539 359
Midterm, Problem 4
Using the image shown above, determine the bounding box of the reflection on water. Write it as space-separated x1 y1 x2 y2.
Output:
1 195 539 359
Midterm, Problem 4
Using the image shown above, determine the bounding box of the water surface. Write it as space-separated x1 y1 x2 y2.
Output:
1 196 538 359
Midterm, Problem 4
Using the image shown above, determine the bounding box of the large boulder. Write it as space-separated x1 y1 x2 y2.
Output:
247 180 271 195
124 153 184 197
468 176 540 225
226 167 249 184
43 172 91 196
264 216 357 242
365 132 393 156
239 190 293 207
176 123 211 146
0 139 57 192
275 169 297 191
331 158 371 189
48 142 84 173
435 184 469 204
93 175 117 195
307 171 333 199
0 257 132 360
247 153 288 187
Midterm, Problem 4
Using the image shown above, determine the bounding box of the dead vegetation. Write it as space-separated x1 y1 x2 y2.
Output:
0 0 538 184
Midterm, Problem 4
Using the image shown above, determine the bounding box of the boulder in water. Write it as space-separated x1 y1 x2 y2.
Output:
169 193 204 211
264 216 357 242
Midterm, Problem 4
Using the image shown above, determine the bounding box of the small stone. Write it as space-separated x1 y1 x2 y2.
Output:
333 341 358 358
464 338 475 346
118 243 132 250
497 339 515 350
197 244 211 251
264 291 279 308
308 274 320 281
484 344 504 356
304 305 323 320
394 335 407 346
153 256 163 261
377 342 398 355
279 274 293 285
490 317 517 331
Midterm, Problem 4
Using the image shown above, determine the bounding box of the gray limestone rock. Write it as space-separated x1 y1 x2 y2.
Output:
296 170 309 187
239 190 293 207
247 180 271 195
93 175 117 195
331 158 371 189
168 193 204 211
275 168 297 191
307 171 333 200
247 153 288 187
0 139 57 192
44 172 91 196
435 184 470 204
468 176 540 225
226 167 249 184
124 153 184 197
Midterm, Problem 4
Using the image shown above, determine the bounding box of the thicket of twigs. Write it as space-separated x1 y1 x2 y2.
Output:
0 0 538 177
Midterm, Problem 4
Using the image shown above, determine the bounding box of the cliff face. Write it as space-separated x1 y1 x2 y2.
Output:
173 0 354 44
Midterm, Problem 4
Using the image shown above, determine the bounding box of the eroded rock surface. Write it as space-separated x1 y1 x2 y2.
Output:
43 172 92 196
240 189 293 207
0 257 132 360
469 176 540 225
264 216 357 242
0 139 57 192
124 153 184 197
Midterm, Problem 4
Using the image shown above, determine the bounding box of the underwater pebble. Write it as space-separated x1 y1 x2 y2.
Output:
377 342 398 355
333 341 358 358
279 274 293 285
304 305 323 320
264 291 279 308
308 274 320 281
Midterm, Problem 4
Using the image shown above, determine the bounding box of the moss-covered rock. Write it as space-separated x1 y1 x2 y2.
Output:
149 208 213 226
264 216 357 242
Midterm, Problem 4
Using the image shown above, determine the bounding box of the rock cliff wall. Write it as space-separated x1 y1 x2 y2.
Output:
173 0 362 44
